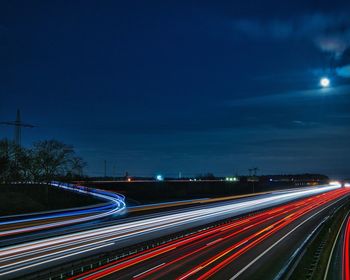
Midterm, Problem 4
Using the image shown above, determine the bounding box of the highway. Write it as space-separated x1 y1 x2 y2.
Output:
0 185 326 245
0 183 346 279
64 187 350 280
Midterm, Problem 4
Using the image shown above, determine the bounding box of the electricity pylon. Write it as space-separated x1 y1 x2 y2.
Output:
0 109 35 146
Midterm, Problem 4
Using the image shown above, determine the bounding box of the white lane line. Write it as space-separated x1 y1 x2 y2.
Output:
178 266 203 280
273 216 328 280
206 238 223 246
323 211 350 280
229 195 347 280
133 262 166 278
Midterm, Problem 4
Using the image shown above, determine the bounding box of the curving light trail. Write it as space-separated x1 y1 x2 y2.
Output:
0 182 126 237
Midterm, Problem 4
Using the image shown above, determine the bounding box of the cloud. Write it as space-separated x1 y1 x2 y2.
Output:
292 120 318 127
233 13 350 57
336 64 350 77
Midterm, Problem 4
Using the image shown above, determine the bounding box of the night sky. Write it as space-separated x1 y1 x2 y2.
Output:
1 1 350 178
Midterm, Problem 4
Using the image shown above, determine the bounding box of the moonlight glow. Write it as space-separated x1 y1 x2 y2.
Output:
320 77 330 88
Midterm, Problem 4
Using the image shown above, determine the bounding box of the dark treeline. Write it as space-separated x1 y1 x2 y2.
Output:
0 139 86 183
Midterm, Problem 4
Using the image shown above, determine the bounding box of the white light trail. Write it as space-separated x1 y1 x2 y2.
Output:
0 184 340 278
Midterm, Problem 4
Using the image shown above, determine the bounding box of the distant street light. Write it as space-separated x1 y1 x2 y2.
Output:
156 174 164 181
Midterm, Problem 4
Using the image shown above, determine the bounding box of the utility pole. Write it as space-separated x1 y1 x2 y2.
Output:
0 109 35 146
248 168 253 177
113 165 116 180
248 167 259 193
252 167 259 193
104 160 107 178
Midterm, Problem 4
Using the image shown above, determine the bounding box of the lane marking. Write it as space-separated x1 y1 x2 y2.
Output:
178 267 203 280
206 238 223 246
133 263 166 278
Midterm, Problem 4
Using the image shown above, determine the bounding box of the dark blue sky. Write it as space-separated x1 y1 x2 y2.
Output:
1 1 350 177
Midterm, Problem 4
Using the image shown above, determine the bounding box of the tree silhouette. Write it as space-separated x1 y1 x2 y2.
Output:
0 139 86 183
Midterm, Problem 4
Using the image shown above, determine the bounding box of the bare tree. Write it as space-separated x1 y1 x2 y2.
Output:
0 139 22 182
33 140 75 182
69 156 87 178
0 139 87 182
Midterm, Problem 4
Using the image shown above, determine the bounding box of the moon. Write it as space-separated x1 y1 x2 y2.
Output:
320 77 330 88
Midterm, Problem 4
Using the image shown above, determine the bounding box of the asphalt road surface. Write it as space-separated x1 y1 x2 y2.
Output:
0 184 346 279
69 188 350 280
